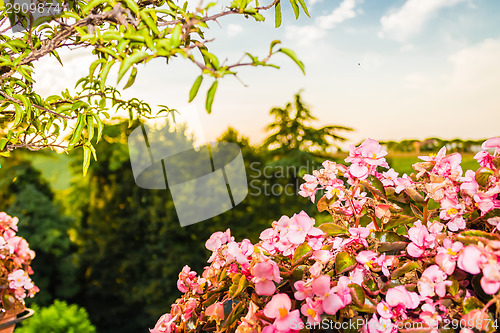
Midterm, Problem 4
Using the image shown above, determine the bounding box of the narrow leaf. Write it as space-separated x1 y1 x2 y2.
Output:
205 81 218 114
274 0 282 28
278 48 305 74
288 0 300 19
297 0 310 17
123 67 138 89
188 75 203 102
291 242 312 266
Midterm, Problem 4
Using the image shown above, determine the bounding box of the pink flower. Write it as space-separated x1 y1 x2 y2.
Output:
417 265 452 298
345 139 389 180
439 197 466 231
394 174 413 194
435 238 463 275
363 314 397 333
481 137 500 153
480 264 500 294
205 229 233 251
386 285 420 311
311 275 331 297
205 302 224 322
150 313 176 333
348 227 370 248
294 279 314 301
298 174 318 202
356 251 382 271
457 245 485 275
8 269 32 289
406 221 436 258
381 168 399 187
251 260 281 296
285 211 323 245
263 294 303 331
300 298 323 325
322 292 345 315
474 151 494 169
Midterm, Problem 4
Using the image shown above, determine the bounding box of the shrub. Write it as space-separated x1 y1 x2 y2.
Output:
16 300 96 333
150 137 500 333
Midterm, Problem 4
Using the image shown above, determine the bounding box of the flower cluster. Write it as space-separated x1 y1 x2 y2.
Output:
0 212 38 312
151 138 500 333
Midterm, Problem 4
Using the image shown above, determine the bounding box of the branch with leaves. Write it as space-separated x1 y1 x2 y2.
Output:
0 0 310 174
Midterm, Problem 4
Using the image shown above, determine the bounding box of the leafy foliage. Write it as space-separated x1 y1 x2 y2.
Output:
0 0 309 174
15 300 96 333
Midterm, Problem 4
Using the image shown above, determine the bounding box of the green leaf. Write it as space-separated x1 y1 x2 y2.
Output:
277 48 305 74
372 231 408 253
383 215 417 231
288 0 300 19
405 187 425 203
0 139 7 151
476 167 494 187
99 60 115 90
83 145 91 176
170 24 182 48
349 283 365 307
123 67 138 89
297 0 310 17
117 51 148 83
463 296 485 314
390 261 421 279
318 222 348 236
362 175 386 197
270 40 281 54
336 251 356 274
13 103 23 127
123 0 139 14
82 0 109 15
447 276 459 296
228 273 249 298
362 278 380 296
274 0 282 28
188 75 203 102
68 113 86 148
140 11 160 35
205 81 218 114
221 301 245 331
291 242 312 266
89 59 106 77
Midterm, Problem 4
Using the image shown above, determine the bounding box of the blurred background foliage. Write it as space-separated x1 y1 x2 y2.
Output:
0 93 483 332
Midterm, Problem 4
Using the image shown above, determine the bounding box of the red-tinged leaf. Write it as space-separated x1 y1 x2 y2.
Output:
383 215 417 231
362 278 380 296
318 222 348 236
228 273 249 298
463 296 485 314
335 251 356 274
390 261 421 279
292 243 312 266
405 187 425 203
349 283 365 307
221 301 246 331
475 167 494 187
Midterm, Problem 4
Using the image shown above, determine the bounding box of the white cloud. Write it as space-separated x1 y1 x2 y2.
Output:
318 0 359 29
286 0 361 45
448 38 500 92
379 0 466 42
309 0 323 5
227 24 243 37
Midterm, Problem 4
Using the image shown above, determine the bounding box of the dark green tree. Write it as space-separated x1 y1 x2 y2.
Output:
0 157 79 307
264 92 353 162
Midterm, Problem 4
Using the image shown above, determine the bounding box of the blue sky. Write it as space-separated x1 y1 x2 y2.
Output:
34 0 500 148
